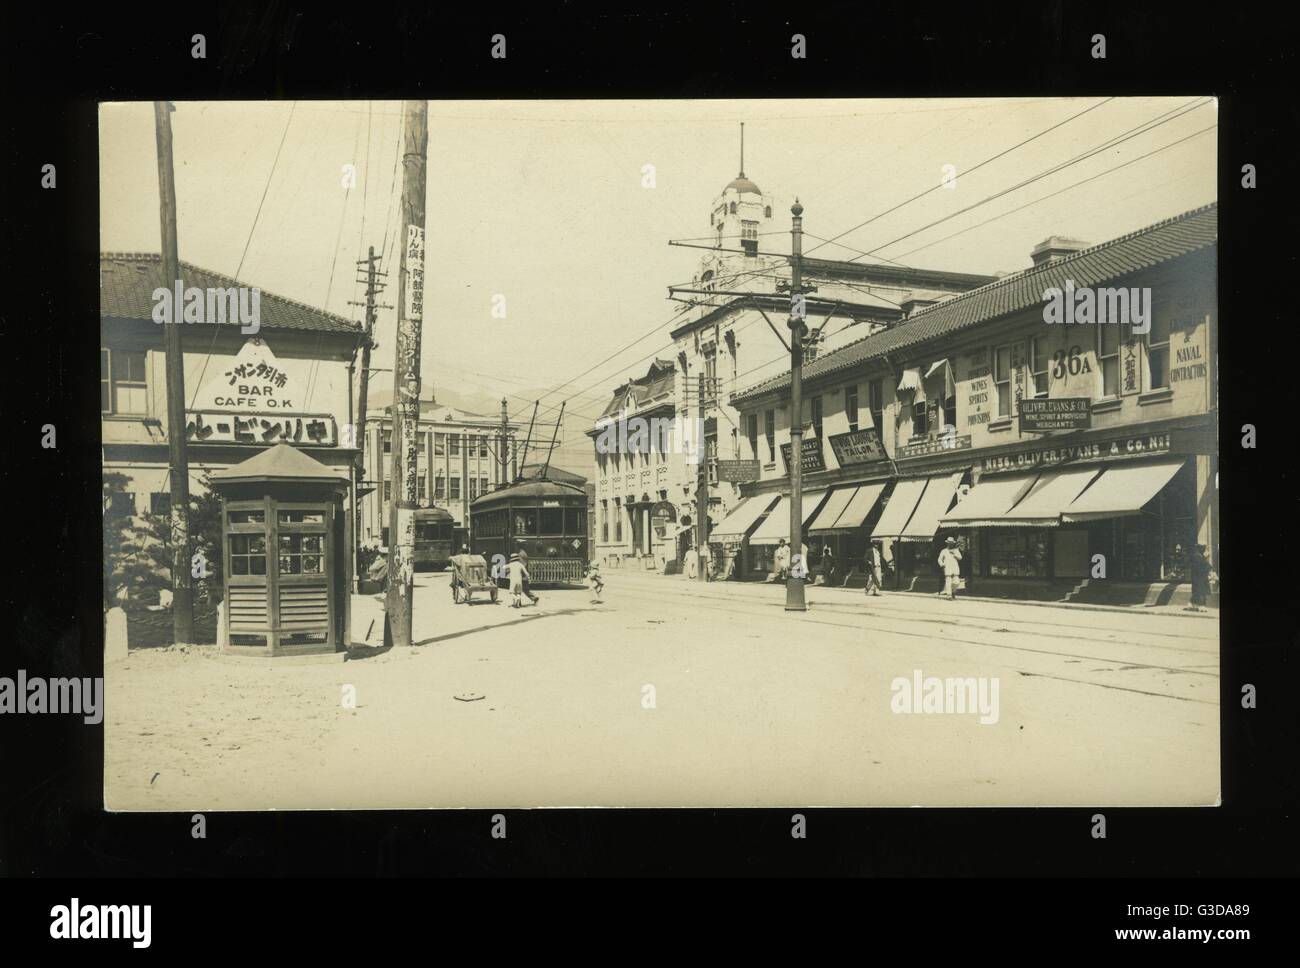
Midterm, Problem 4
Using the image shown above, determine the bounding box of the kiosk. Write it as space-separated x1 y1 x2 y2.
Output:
210 443 352 656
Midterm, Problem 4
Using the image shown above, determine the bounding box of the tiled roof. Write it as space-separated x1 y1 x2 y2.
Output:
732 202 1218 403
100 252 362 335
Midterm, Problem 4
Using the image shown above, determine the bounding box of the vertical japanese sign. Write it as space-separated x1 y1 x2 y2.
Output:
399 225 426 507
1121 331 1141 396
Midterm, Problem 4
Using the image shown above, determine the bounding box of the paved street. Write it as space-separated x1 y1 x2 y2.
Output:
105 571 1218 811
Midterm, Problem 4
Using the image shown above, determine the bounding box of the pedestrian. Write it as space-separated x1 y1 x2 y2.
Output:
684 544 698 580
863 541 884 597
515 541 539 604
820 544 835 586
586 560 604 603
700 542 713 582
1186 543 1215 611
774 538 790 581
507 552 529 608
937 537 962 601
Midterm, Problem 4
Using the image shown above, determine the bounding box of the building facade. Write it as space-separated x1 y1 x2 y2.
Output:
101 252 364 513
727 203 1218 602
360 397 519 549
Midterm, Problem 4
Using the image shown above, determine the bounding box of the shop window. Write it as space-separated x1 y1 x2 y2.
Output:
418 475 427 501
994 345 1013 417
229 533 268 576
764 409 775 460
514 509 538 535
434 433 445 456
911 398 929 438
540 508 564 534
1147 313 1171 390
1098 325 1121 397
1029 337 1049 397
868 378 883 436
278 533 324 575
449 477 460 500
102 348 148 415
845 385 859 432
986 529 1048 577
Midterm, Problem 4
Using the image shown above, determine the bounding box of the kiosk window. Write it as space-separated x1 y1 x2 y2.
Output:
278 533 324 574
229 534 267 575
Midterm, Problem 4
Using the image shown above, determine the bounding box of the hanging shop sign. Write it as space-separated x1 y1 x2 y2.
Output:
715 459 761 483
1018 397 1091 433
897 433 971 459
780 436 827 474
828 428 888 467
981 431 1171 474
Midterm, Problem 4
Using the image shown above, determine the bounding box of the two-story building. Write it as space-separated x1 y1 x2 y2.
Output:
101 252 364 512
728 203 1218 604
359 392 520 549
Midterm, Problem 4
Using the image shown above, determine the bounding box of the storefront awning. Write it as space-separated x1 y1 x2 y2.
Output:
896 366 924 401
710 494 780 542
924 359 956 400
870 478 927 539
899 472 964 542
825 482 887 532
806 486 858 533
749 489 829 544
939 472 1039 529
1061 459 1186 523
997 466 1103 526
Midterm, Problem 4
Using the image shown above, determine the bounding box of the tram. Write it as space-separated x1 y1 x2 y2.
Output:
412 506 456 571
469 478 588 585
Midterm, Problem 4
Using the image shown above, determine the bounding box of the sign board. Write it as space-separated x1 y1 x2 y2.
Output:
898 433 971 459
981 432 1172 475
191 338 300 412
780 437 826 474
715 459 761 483
828 428 887 467
405 225 425 322
1019 397 1091 433
185 411 337 447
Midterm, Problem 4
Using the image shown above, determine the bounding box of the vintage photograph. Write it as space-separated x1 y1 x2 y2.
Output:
99 97 1218 809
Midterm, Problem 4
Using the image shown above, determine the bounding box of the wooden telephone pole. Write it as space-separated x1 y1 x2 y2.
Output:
696 374 709 582
154 101 195 646
785 199 809 611
384 100 428 648
349 246 390 589
498 398 510 489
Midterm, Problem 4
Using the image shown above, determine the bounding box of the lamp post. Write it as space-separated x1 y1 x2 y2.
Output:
785 199 808 612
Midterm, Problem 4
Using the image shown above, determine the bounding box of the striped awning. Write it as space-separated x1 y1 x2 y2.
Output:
1061 459 1186 522
899 472 964 541
870 478 927 539
940 472 1039 528
999 466 1103 526
827 482 887 531
749 489 829 544
806 486 858 533
710 494 780 542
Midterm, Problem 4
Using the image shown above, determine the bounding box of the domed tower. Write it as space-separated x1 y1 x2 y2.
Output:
694 124 777 300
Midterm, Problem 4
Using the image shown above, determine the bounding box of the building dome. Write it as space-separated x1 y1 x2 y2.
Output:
726 174 761 195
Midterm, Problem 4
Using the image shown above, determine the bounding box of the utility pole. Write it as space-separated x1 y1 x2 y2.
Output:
696 374 709 582
384 99 428 648
499 398 509 489
784 199 810 611
348 246 390 589
154 101 194 647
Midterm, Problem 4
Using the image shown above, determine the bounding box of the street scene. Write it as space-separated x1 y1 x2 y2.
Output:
99 97 1219 809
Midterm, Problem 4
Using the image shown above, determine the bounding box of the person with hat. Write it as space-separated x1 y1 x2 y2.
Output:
515 541 539 604
1187 543 1215 611
774 538 791 582
507 552 530 608
936 536 963 601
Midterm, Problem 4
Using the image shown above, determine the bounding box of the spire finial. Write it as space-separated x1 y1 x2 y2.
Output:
739 122 745 177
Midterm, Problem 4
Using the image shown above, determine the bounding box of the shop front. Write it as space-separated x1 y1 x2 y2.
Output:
745 488 831 579
709 494 780 580
805 481 888 585
870 471 967 590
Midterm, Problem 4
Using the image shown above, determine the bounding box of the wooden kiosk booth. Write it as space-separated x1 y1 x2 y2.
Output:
210 443 352 656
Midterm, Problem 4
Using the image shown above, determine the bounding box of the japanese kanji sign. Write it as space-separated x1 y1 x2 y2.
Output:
184 411 338 446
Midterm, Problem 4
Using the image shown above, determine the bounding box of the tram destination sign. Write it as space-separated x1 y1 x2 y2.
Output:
1019 397 1091 433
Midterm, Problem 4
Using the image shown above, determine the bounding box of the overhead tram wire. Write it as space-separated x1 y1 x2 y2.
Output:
805 96 1117 258
187 100 298 410
854 98 1214 262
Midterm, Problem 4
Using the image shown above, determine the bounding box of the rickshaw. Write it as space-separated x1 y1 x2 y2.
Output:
448 553 499 604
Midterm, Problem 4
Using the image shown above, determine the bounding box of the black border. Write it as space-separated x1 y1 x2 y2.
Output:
3 3 1297 898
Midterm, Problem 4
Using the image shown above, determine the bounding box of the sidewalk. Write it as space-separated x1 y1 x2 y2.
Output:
640 569 1218 619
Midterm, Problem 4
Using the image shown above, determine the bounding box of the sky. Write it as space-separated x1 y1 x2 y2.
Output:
99 97 1216 472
